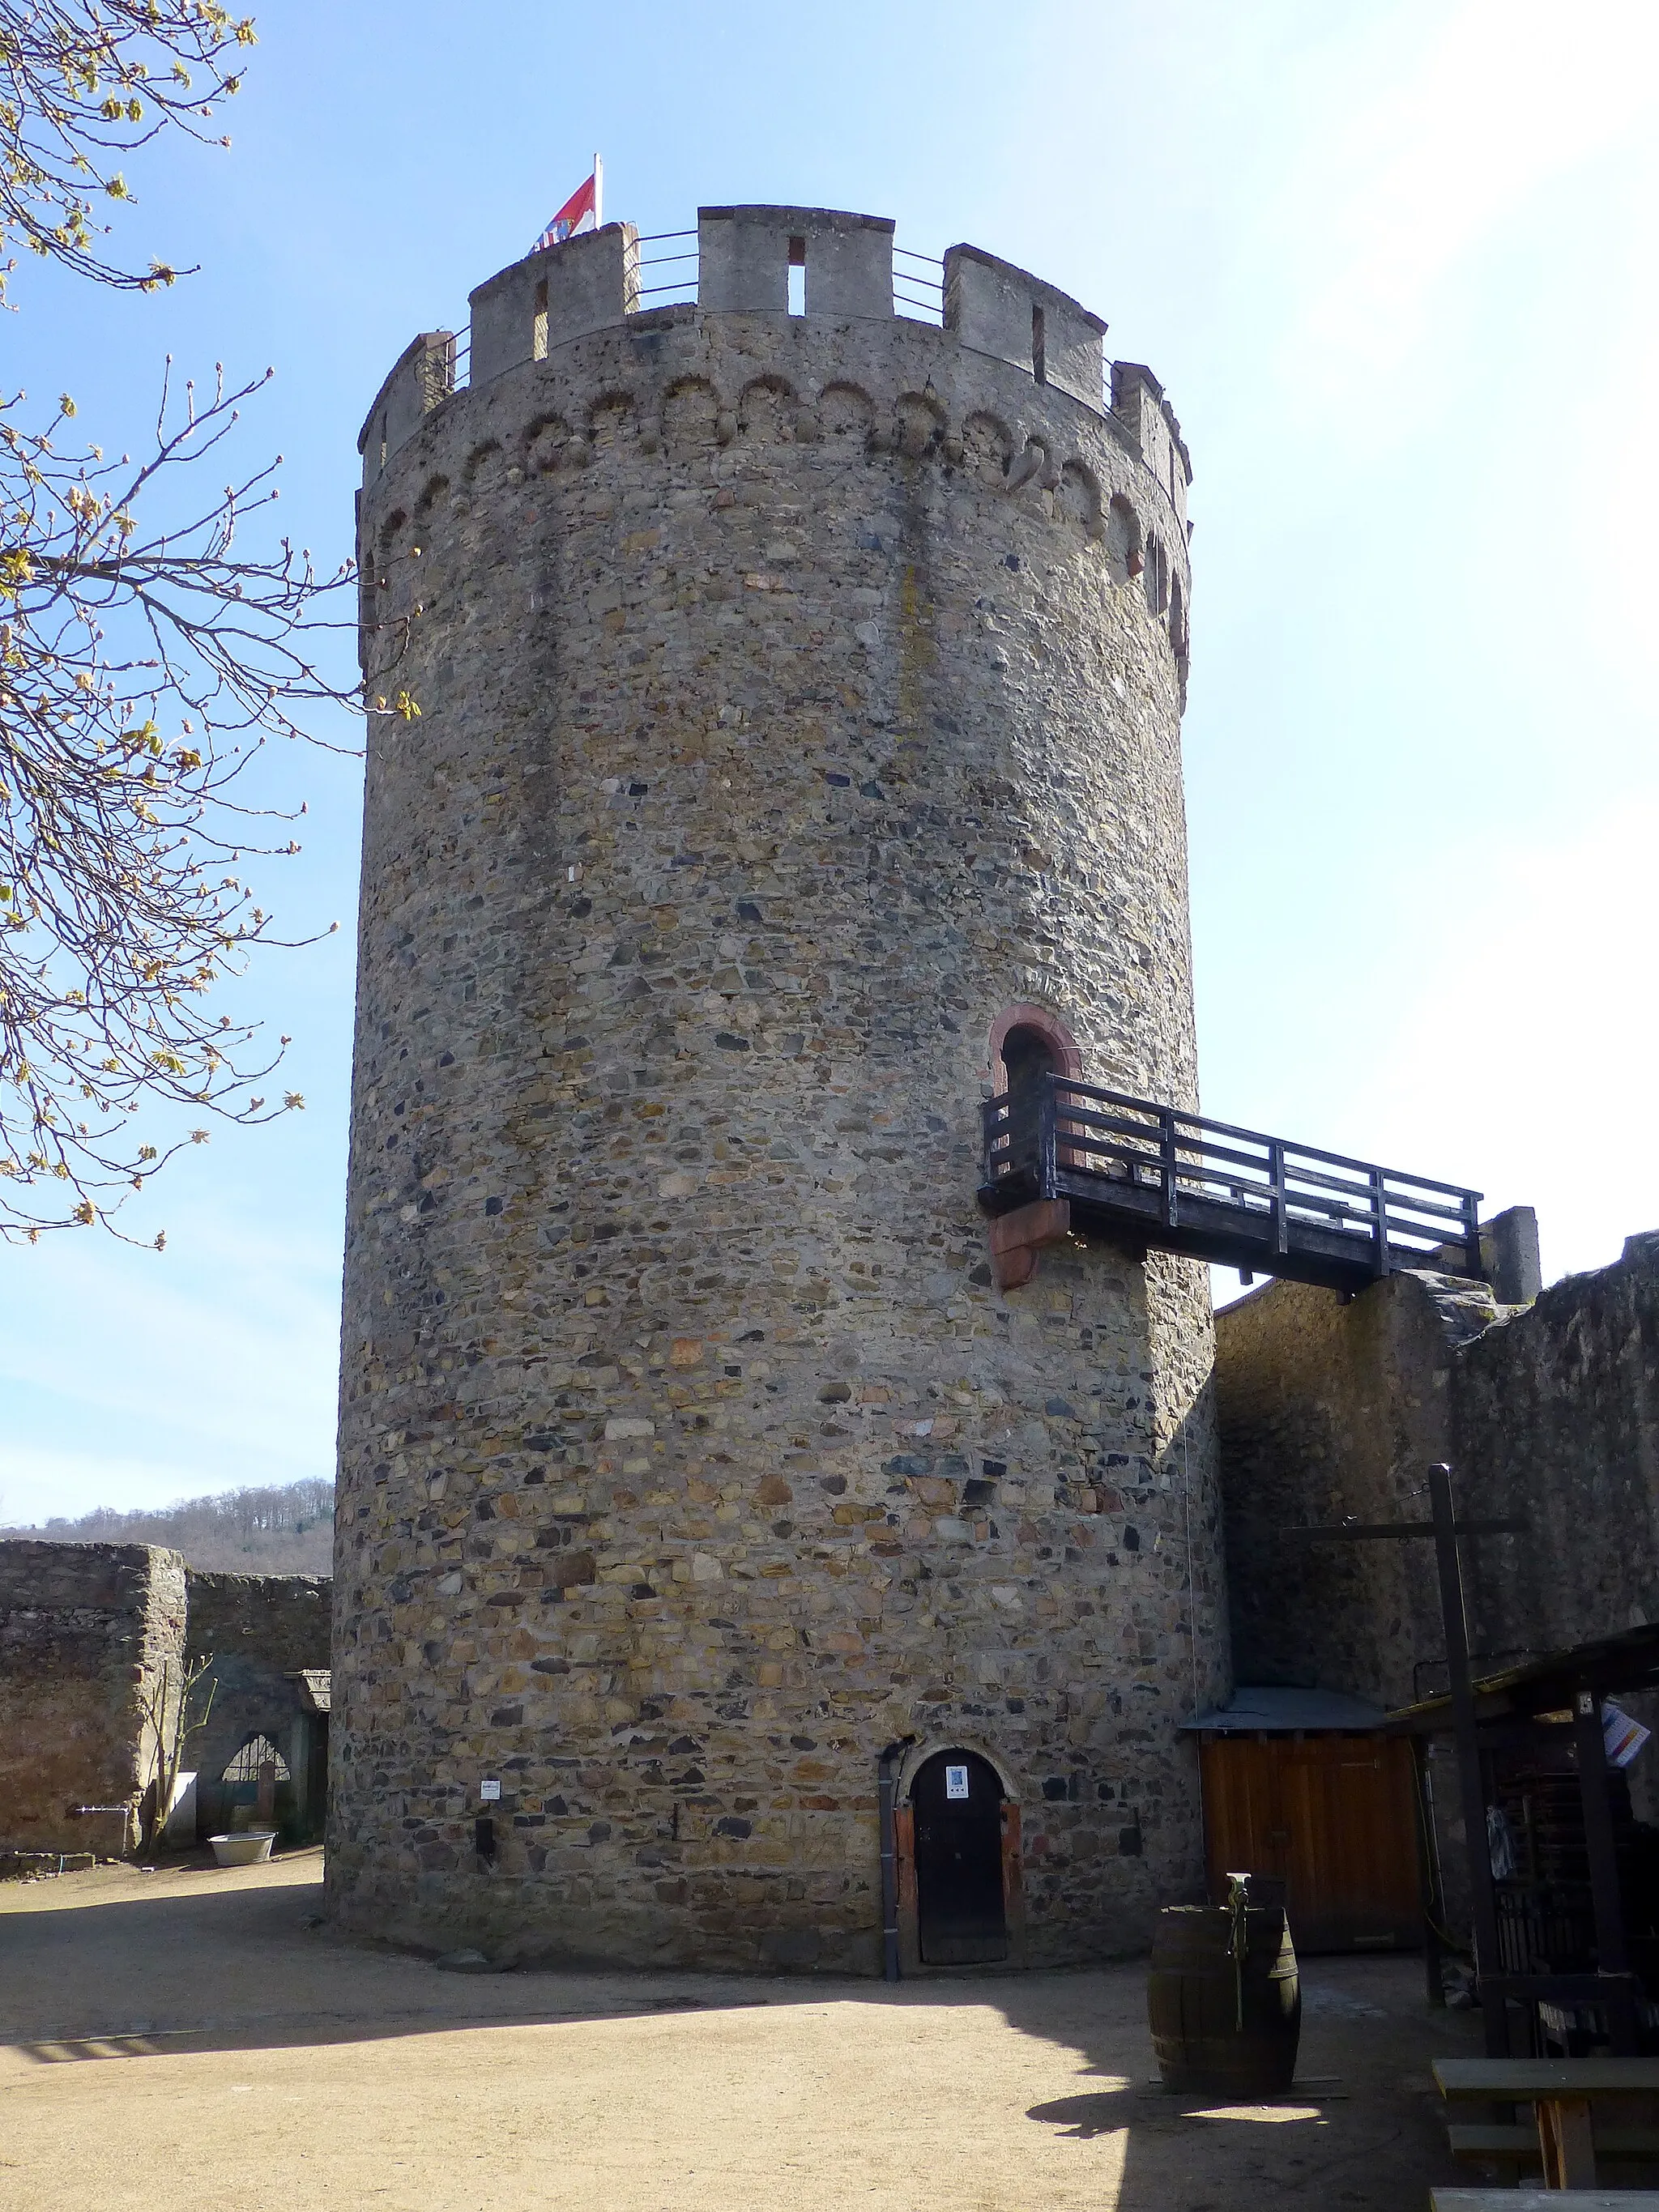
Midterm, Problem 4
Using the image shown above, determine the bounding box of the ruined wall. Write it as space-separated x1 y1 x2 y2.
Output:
0 1542 186 1855
1215 1270 1498 1707
1452 1231 1659 1664
184 1571 331 1792
330 207 1226 1971
1216 1230 1659 1707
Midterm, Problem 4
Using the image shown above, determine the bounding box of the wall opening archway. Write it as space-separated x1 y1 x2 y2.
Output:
222 1735 289 1784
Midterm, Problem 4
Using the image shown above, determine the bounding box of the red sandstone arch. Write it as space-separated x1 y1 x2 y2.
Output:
984 1007 1085 1293
988 1004 1082 1093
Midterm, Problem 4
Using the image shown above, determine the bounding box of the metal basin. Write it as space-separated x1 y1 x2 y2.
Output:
208 1831 276 1868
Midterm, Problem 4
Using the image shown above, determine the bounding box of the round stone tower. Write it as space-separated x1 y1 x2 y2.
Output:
331 203 1228 1972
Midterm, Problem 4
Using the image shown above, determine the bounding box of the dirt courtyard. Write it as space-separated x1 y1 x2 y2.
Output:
1 1848 1482 2212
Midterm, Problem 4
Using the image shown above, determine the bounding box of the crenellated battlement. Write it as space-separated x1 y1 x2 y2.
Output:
357 205 1191 526
699 205 893 318
942 242 1104 412
468 221 642 388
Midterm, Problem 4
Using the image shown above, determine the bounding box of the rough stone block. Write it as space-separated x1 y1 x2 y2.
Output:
1111 361 1190 522
698 205 893 318
358 332 455 490
0 1541 186 1856
469 223 641 386
945 245 1106 411
1482 1205 1542 1306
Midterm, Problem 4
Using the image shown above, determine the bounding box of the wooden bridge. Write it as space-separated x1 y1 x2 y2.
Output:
979 1076 1484 1292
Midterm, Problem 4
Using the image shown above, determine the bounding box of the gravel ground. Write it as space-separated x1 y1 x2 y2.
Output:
1 1848 1482 2212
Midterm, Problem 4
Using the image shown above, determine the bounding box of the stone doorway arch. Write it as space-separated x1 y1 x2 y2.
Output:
893 1739 1026 1973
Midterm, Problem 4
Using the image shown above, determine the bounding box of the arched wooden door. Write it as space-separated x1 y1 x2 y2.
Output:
911 1748 1009 1966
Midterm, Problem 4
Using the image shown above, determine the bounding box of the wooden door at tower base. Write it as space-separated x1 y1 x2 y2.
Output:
912 1750 1009 1966
1200 1733 1420 1954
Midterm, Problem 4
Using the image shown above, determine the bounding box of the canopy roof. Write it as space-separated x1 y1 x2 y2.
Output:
287 1669 331 1714
1387 1619 1659 1735
1182 1685 1388 1734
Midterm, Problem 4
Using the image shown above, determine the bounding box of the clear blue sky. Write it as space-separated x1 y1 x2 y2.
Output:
3 0 1655 1525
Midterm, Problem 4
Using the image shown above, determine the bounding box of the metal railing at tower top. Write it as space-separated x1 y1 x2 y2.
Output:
634 228 699 308
893 246 945 326
433 227 950 390
979 1074 1486 1293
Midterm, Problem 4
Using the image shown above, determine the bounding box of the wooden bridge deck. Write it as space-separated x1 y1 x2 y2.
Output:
979 1077 1483 1293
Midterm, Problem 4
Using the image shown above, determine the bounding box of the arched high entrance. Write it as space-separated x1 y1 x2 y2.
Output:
1000 1023 1058 1104
988 1003 1082 1097
911 1748 1009 1967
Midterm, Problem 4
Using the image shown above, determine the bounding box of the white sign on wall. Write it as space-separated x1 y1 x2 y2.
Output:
945 1764 969 1801
480 1779 502 1801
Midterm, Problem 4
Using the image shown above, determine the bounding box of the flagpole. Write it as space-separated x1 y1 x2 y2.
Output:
594 153 603 229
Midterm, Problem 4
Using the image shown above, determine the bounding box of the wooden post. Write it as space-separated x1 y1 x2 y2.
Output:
1428 1464 1508 2058
1160 1107 1179 1230
1268 1138 1288 1257
1462 1190 1484 1281
1572 1686 1637 2054
1412 1737 1447 2008
894 1803 920 1976
1290 1473 1522 2046
1370 1166 1390 1277
1537 2096 1598 2189
1039 1076 1057 1201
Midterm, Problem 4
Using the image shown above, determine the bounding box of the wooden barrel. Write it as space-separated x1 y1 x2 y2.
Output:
1147 1903 1301 2096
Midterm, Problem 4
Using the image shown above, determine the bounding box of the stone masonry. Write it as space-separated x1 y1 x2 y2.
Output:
1214 1226 1659 1924
0 1541 187 1856
331 206 1228 1971
1218 1225 1659 1712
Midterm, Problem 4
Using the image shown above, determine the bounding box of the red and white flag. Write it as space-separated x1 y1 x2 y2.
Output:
534 158 603 252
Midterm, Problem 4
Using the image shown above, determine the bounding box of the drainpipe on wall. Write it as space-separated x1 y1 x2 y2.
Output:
877 1740 912 1983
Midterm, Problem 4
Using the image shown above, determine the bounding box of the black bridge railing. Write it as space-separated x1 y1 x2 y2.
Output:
979 1076 1483 1290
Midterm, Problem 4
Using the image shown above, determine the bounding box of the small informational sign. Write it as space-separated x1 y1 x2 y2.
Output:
945 1764 969 1801
480 1779 502 1802
1605 1700 1652 1769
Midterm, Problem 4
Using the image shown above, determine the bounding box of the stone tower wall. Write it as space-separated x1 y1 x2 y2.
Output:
331 207 1226 1971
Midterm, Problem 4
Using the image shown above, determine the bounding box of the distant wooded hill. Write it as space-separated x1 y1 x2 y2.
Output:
2 1477 335 1576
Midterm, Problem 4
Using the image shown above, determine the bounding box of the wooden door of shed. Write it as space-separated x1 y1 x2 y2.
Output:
1200 1733 1420 1953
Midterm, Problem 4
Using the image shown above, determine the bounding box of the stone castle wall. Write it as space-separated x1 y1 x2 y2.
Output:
1214 1231 1659 1924
331 207 1226 1970
1214 1268 1495 1710
1452 1232 1659 1665
1216 1229 1659 1703
0 1548 331 1855
0 1541 186 1856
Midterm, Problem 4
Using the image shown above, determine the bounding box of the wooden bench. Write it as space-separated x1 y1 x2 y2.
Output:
1448 2120 1659 2170
1435 2056 1659 2189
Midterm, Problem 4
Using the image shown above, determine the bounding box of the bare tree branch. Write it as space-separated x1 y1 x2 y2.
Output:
0 368 414 1240
0 5 416 1242
0 0 257 305
134 1650 215 1854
